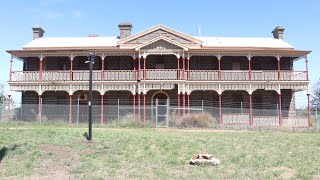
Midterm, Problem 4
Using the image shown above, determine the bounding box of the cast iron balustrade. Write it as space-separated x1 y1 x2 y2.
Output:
9 70 308 82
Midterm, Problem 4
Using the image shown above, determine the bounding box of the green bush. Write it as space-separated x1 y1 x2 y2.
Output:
106 115 151 128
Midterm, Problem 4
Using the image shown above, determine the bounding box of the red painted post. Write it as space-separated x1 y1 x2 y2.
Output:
38 95 41 119
69 95 72 126
305 56 309 81
279 94 283 128
138 93 141 122
101 59 105 80
70 59 73 80
183 58 185 80
100 95 104 125
219 94 222 125
177 93 180 120
182 93 186 116
248 59 251 81
187 94 190 115
6 95 11 121
133 94 136 121
138 58 141 80
177 57 180 80
39 60 43 81
307 93 311 127
218 59 221 80
9 57 13 81
143 94 146 126
277 59 280 81
133 58 136 81
187 58 190 80
249 94 253 127
143 57 146 80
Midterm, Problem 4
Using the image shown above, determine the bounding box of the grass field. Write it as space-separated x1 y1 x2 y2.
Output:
0 123 320 179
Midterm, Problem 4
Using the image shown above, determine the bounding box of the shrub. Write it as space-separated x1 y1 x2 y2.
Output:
169 113 218 128
107 114 151 128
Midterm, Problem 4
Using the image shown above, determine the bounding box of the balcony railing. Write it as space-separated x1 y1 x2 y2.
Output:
10 70 307 82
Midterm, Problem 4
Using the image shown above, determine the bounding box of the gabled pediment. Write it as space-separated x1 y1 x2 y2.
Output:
118 24 202 49
135 36 189 51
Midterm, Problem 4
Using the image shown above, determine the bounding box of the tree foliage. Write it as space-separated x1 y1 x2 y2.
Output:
311 78 320 110
0 83 7 104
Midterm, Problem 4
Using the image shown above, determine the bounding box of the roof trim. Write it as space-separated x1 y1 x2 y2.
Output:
134 36 189 51
117 24 203 45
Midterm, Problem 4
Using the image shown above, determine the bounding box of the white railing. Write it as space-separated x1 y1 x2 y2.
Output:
280 71 307 81
144 69 178 80
222 113 250 125
253 116 279 127
42 71 70 81
11 71 40 81
72 71 101 81
251 71 278 81
104 70 136 81
221 71 249 81
189 70 219 81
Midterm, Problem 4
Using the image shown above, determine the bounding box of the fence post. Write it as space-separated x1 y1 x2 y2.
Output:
118 97 120 125
316 103 318 132
202 100 204 114
166 98 170 128
76 97 79 125
241 102 243 115
156 98 158 128
1 101 4 122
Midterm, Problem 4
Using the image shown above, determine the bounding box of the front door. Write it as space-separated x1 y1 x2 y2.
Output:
154 93 169 127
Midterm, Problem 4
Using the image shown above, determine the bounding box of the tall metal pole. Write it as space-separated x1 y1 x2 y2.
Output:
87 53 95 141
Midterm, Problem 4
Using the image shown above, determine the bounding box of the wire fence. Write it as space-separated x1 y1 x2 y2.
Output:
1 99 319 130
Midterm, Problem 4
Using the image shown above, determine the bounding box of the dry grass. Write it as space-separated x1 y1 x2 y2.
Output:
0 123 320 179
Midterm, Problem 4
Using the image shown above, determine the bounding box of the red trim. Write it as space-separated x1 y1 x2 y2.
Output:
39 60 43 81
100 95 104 124
277 59 280 81
307 93 311 127
133 58 136 80
279 94 283 127
187 59 190 80
249 94 253 127
38 95 41 118
101 59 105 80
248 60 251 80
143 94 146 126
6 95 11 121
70 60 73 80
219 94 222 125
143 57 146 80
183 58 185 80
177 57 180 80
218 59 221 80
133 94 136 121
69 95 72 126
138 58 141 80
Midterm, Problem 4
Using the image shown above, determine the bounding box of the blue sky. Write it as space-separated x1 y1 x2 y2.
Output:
0 0 319 106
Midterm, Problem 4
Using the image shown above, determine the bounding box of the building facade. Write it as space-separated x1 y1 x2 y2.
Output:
6 23 311 127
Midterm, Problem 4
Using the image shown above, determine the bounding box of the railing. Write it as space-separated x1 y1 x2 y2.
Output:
221 71 249 81
104 70 136 81
189 70 218 81
143 69 178 80
11 71 39 81
43 71 70 81
72 70 101 81
9 70 308 82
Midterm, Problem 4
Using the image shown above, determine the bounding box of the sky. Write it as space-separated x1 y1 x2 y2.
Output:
0 0 319 107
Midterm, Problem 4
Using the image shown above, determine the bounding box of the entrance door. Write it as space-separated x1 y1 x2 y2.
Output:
154 93 169 127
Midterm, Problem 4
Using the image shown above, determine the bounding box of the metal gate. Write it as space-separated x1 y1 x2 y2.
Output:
155 98 169 128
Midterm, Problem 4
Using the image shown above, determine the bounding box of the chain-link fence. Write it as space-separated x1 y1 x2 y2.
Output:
2 99 319 130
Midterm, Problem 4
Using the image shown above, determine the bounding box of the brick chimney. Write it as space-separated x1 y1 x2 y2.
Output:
118 22 132 39
272 26 285 40
32 25 45 39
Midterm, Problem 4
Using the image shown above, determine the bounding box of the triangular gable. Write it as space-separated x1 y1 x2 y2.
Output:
134 36 189 51
118 24 202 46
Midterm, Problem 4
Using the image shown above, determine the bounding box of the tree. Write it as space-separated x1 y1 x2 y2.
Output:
311 78 320 110
0 83 7 104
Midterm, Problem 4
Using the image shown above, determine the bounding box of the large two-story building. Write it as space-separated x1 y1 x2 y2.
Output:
6 23 311 127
